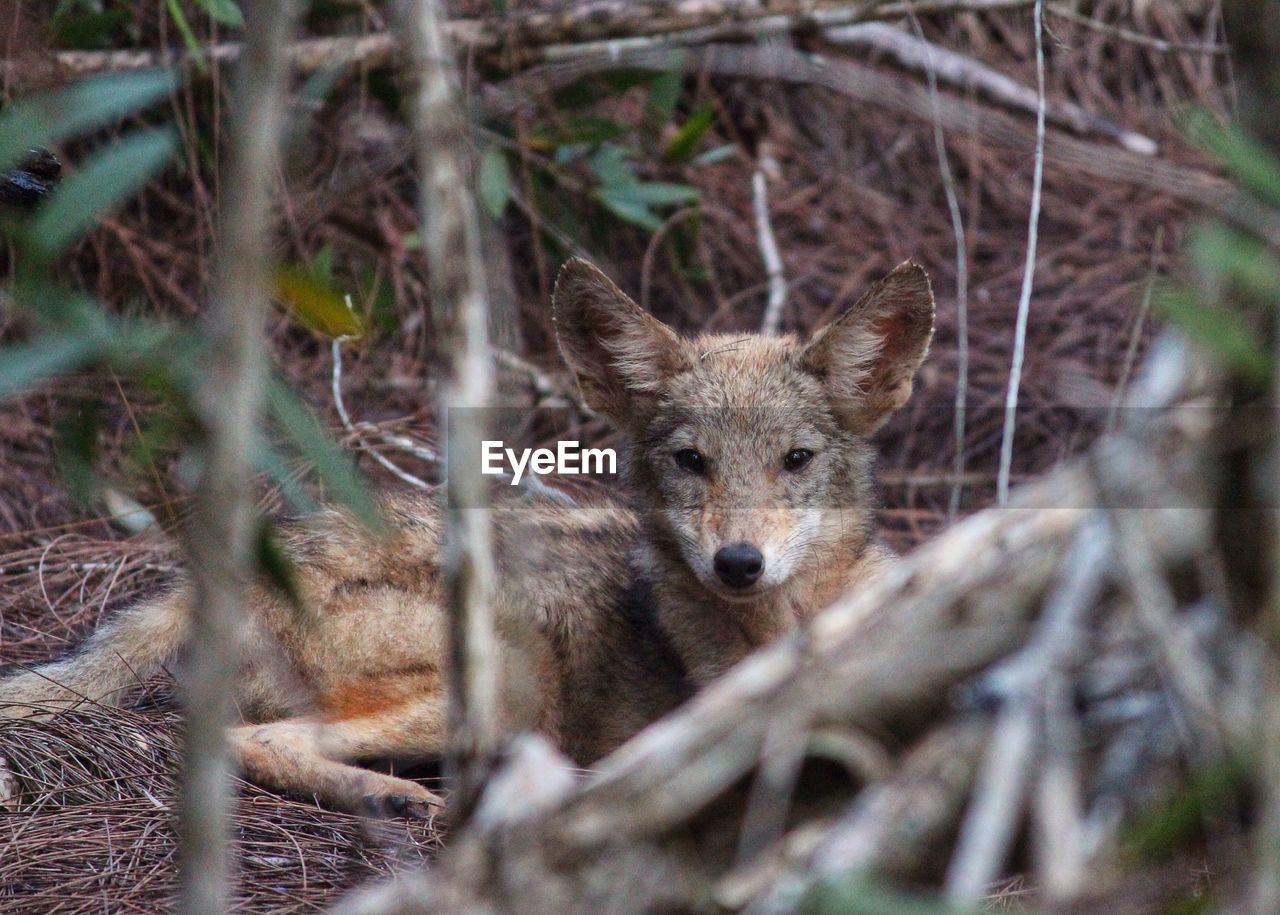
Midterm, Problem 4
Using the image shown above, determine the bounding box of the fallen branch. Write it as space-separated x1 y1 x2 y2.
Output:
945 515 1110 904
753 167 788 336
822 21 1158 153
3 0 1037 82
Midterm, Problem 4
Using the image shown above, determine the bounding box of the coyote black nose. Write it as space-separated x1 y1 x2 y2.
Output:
714 543 764 589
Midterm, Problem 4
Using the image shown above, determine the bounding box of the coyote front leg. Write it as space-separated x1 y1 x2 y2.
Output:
228 697 447 817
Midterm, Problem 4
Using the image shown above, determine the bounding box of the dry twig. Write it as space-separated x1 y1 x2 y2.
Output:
996 0 1047 506
823 21 1158 153
753 167 788 336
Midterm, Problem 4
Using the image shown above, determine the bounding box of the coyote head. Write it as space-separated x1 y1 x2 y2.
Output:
553 258 934 602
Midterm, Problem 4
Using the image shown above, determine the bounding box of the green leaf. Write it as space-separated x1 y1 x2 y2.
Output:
256 518 302 608
31 128 176 255
596 192 661 231
664 102 716 163
692 143 737 166
478 146 512 219
265 376 380 529
273 265 363 337
195 0 244 27
54 397 103 503
299 63 345 107
647 64 684 121
256 436 318 516
1156 285 1272 384
165 0 207 74
312 244 335 284
53 10 131 50
588 143 635 189
551 68 656 110
0 330 105 400
1189 223 1280 300
528 115 628 150
802 877 968 915
0 69 177 175
605 181 699 206
1122 755 1248 863
1185 110 1280 209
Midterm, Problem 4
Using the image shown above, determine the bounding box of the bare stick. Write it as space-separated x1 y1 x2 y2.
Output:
906 12 971 523
996 0 1047 507
824 21 1158 154
945 516 1111 905
331 335 432 490
1046 4 1228 55
494 346 594 418
753 169 788 336
405 0 500 806
178 1 300 913
6 1 1040 81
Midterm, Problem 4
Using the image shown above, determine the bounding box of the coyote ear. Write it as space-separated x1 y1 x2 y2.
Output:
553 258 688 423
800 261 935 435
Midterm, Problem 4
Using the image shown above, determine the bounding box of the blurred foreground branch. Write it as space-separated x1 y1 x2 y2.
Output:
179 1 301 913
406 0 501 813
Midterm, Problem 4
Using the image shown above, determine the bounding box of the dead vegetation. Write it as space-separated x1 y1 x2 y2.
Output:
0 1 1252 911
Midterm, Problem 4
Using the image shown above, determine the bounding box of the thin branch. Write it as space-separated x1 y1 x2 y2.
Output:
178 1 300 913
405 0 500 810
1046 4 1228 55
493 346 594 418
4 0 1038 81
945 516 1111 905
753 168 788 336
331 336 433 490
996 0 1047 507
906 12 971 523
537 0 1036 66
824 21 1158 154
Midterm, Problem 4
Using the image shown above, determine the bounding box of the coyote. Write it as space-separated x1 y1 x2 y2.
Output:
0 258 934 816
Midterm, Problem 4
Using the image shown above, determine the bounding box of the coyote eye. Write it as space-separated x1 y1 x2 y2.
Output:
783 448 814 472
674 448 706 475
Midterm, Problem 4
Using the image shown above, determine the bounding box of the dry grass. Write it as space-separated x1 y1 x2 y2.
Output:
0 2 1231 910
0 708 441 913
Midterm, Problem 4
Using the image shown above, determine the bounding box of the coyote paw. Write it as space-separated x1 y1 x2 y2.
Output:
362 790 443 820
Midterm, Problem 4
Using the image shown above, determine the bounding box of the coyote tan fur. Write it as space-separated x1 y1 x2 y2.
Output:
0 258 934 816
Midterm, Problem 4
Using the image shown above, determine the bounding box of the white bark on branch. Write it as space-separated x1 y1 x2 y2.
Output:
3 0 1037 81
822 21 1158 154
996 0 1046 507
753 168 788 336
